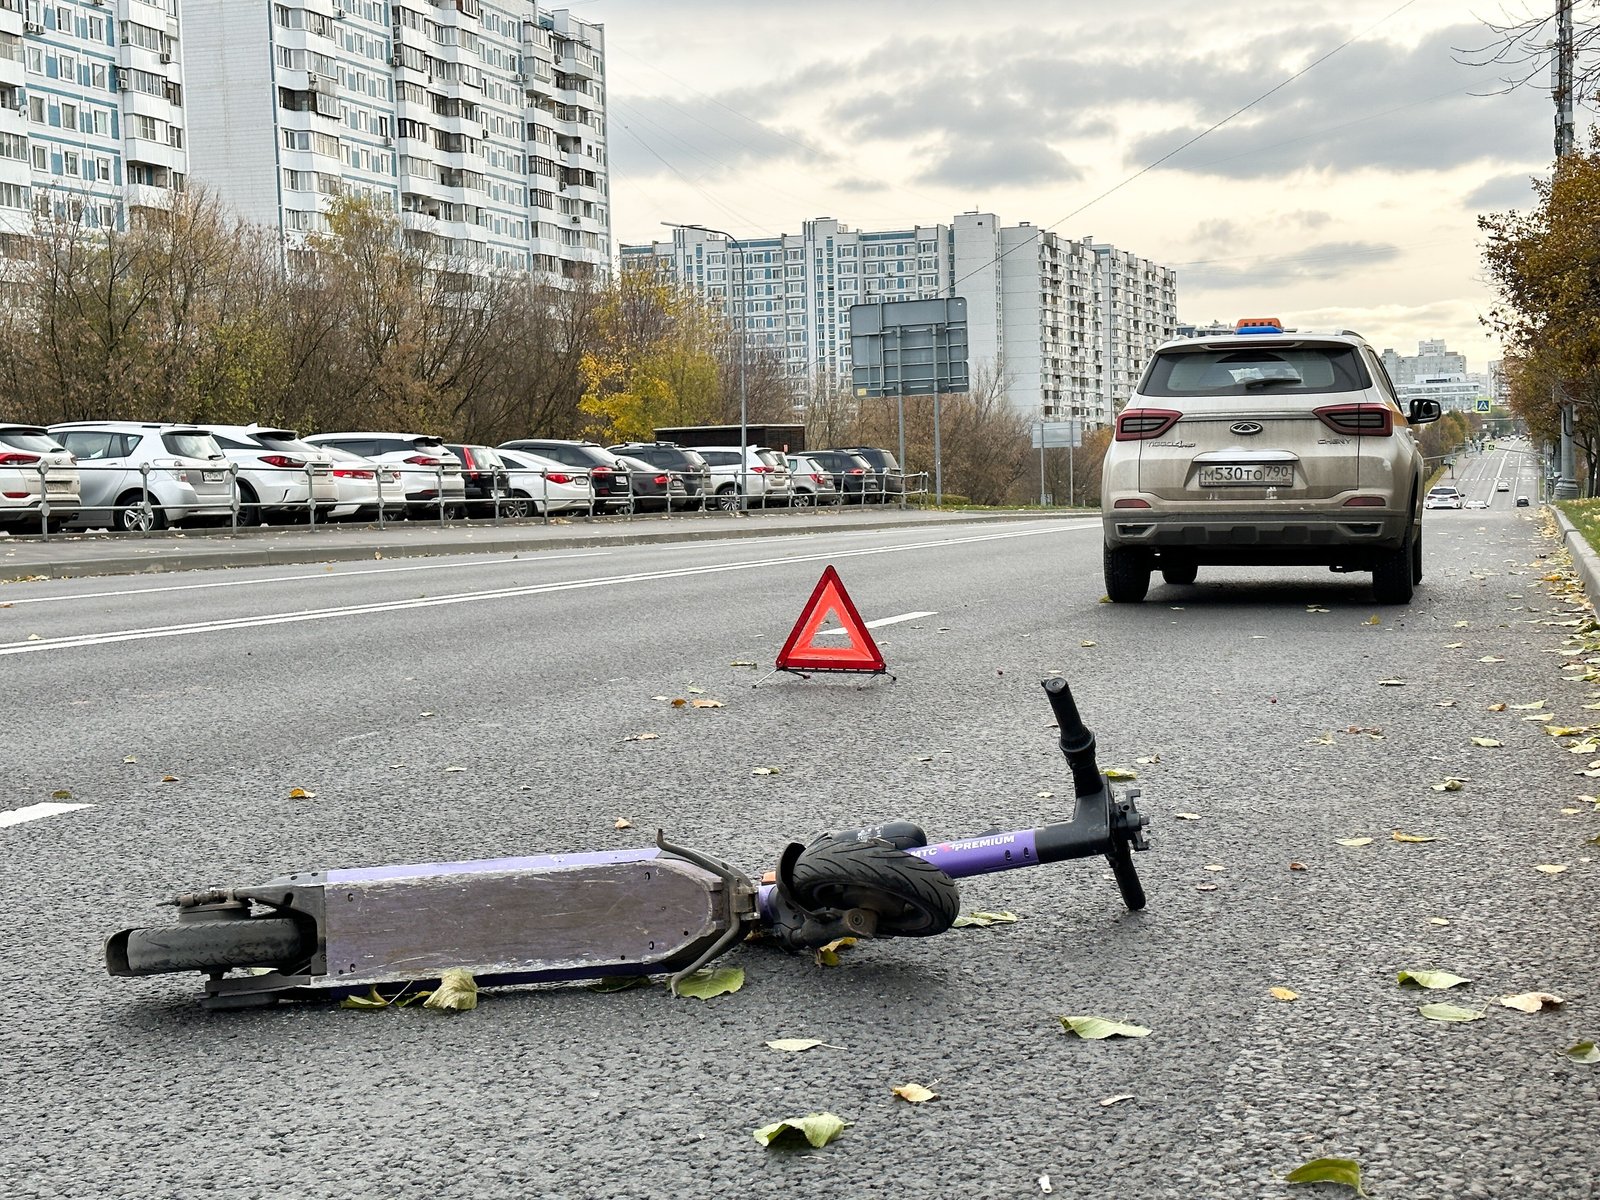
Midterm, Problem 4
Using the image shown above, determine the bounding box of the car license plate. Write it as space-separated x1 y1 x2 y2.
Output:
1198 463 1293 487
203 470 225 482
45 480 70 492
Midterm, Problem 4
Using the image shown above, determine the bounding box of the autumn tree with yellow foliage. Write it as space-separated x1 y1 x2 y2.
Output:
1481 141 1600 492
577 266 728 443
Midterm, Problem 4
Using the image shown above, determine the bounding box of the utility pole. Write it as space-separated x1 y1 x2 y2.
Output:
1554 0 1580 498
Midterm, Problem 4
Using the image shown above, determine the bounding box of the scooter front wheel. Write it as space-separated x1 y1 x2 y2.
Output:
788 837 959 937
116 918 311 976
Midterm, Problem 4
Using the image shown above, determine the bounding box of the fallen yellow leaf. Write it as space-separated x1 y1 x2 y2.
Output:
1534 864 1569 875
615 818 633 830
287 787 315 799
1393 830 1438 843
891 1083 938 1104
1269 987 1299 1002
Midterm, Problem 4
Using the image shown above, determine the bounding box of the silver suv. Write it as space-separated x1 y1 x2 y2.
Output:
1100 319 1441 604
50 421 234 532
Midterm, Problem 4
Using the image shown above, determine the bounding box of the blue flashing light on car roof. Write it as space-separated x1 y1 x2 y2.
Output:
1234 317 1284 335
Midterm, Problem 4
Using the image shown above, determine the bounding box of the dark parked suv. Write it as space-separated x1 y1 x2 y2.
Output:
608 442 713 510
498 439 632 513
834 447 904 502
805 450 883 504
446 444 512 516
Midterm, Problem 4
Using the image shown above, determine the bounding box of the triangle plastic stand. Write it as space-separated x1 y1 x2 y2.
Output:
775 565 886 674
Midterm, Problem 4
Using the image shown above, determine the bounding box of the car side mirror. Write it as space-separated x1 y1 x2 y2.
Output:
1408 398 1442 425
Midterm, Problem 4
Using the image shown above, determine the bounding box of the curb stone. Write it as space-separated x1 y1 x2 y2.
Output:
1552 505 1600 599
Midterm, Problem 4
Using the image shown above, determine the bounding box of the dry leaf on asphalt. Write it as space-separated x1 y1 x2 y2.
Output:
1417 1002 1485 1023
1431 779 1467 792
1099 1095 1135 1107
50 789 71 800
1393 831 1438 843
1378 678 1406 686
1535 864 1569 875
1174 812 1202 821
814 937 857 967
690 699 724 709
951 911 1020 928
1397 969 1472 990
1487 702 1508 712
1058 1015 1151 1039
1195 882 1218 891
1336 837 1375 847
287 787 315 799
1284 1156 1368 1196
674 967 744 1000
1289 861 1308 871
1471 737 1503 748
122 755 137 764
751 1113 848 1149
892 1083 938 1104
765 1038 834 1053
1566 1041 1600 1063
1479 656 1506 664
1445 642 1466 649
1510 700 1547 710
751 766 781 776
443 766 466 773
1500 992 1564 1013
614 818 633 830
160 775 179 783
670 698 688 708
422 968 479 1012
1104 767 1138 780
1269 987 1299 1001
624 732 659 742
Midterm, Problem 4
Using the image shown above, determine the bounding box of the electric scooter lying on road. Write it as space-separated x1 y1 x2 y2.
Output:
106 679 1151 1009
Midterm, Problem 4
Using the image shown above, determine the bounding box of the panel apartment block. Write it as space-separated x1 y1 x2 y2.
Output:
0 0 188 239
184 1 609 279
624 212 1176 427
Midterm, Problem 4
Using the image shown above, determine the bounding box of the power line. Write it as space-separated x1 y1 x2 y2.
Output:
948 0 1422 291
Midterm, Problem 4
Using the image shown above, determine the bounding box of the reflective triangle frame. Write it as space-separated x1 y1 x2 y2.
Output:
774 565 886 674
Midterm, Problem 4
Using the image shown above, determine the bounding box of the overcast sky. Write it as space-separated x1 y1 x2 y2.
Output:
574 0 1566 372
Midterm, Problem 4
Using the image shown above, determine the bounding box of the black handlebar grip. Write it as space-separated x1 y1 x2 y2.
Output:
1042 677 1102 798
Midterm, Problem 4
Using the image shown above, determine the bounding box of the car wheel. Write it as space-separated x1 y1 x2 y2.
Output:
1160 559 1198 586
1411 524 1423 585
114 491 166 532
713 485 739 512
501 493 536 520
1372 527 1416 604
1104 544 1151 603
234 484 264 527
792 490 815 509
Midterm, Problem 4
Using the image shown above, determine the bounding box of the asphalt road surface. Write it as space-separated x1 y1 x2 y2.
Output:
6 461 1598 1200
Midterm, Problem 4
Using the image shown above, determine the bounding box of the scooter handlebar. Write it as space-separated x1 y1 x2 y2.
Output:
1042 677 1103 798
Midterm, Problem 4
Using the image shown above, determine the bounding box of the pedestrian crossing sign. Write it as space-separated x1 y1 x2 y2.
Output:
1476 399 1491 413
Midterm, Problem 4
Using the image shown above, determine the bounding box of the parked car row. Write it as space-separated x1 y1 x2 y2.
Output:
0 420 912 533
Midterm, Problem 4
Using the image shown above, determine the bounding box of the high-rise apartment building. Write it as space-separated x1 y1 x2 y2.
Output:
622 213 1176 426
0 0 188 239
183 1 609 278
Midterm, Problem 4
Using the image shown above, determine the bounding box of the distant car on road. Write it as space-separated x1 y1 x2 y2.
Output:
1495 480 1510 492
1465 498 1489 510
1516 496 1531 507
1424 486 1463 510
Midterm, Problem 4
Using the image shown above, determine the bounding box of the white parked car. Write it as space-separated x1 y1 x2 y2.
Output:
1423 486 1464 510
49 421 234 532
1099 318 1439 604
303 432 466 518
690 445 794 510
322 445 408 522
0 423 79 533
198 424 339 526
495 446 594 516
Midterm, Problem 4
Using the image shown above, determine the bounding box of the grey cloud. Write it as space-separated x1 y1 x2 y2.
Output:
1465 170 1543 211
836 176 889 194
915 137 1084 189
1191 218 1243 245
1286 210 1332 230
607 92 835 181
1126 26 1548 178
1179 240 1402 290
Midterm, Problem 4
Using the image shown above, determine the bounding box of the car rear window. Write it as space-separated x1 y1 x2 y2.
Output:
1141 345 1370 397
699 450 739 466
254 432 323 455
0 429 62 453
162 431 223 458
756 449 784 468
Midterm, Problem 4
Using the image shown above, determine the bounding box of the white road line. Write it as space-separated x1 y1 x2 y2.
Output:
0 802 92 828
0 526 1073 657
815 610 937 635
0 551 611 606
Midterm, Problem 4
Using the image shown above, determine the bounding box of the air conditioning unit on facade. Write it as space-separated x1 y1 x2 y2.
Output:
390 54 403 67
307 72 319 86
159 52 171 64
24 20 42 32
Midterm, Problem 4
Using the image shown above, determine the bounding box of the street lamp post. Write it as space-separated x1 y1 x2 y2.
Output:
664 221 747 512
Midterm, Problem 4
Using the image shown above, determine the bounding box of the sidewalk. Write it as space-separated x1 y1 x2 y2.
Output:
0 506 1091 582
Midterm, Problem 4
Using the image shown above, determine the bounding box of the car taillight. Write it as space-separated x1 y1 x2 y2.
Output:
546 472 571 485
1314 404 1393 436
260 454 307 469
812 473 825 484
1113 498 1152 509
751 465 774 473
405 455 440 466
1114 409 1182 441
0 451 41 466
1343 495 1384 506
333 468 375 480
653 473 668 485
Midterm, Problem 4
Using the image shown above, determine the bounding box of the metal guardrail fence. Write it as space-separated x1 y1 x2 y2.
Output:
9 460 930 541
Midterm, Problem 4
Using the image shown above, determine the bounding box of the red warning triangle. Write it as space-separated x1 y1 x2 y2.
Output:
775 565 886 673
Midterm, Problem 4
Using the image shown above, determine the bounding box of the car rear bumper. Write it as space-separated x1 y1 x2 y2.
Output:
1105 509 1410 556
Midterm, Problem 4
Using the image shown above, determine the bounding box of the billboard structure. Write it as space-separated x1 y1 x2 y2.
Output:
849 297 970 504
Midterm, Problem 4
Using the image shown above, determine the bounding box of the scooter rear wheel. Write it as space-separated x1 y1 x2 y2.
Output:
121 918 310 975
788 837 959 937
